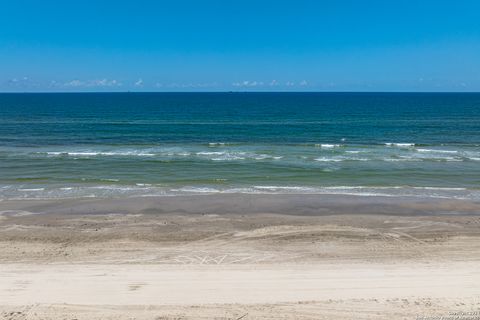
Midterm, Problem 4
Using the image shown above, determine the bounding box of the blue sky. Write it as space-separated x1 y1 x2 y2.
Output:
1 0 479 92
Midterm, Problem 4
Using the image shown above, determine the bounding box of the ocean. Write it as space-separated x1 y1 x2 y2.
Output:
1 92 479 200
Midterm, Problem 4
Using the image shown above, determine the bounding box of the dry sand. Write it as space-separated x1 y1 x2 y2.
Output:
0 194 479 319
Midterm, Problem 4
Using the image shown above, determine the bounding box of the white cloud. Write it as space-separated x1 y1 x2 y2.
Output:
64 80 84 87
93 79 121 87
134 78 144 87
232 80 309 88
63 79 122 88
232 80 264 87
49 80 61 88
5 77 37 88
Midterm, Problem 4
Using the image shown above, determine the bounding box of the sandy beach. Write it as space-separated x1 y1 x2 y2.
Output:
0 194 479 319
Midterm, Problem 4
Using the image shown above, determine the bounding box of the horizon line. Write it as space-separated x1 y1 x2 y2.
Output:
1 91 479 94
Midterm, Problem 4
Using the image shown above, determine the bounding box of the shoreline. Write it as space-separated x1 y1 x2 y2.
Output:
2 184 480 203
2 193 480 216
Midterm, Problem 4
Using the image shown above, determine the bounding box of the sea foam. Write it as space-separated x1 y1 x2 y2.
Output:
385 143 415 147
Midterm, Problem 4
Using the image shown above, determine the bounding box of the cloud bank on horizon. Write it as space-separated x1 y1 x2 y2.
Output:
1 0 479 92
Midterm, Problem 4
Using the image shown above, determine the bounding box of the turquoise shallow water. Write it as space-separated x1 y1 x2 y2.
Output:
0 92 479 200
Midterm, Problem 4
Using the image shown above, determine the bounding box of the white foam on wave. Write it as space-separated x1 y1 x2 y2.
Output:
322 186 393 190
319 186 465 191
209 152 246 161
314 157 343 162
41 149 284 162
212 156 245 161
245 185 455 198
383 158 414 162
315 144 342 148
412 187 466 191
196 151 278 161
90 186 142 191
196 151 222 156
385 143 415 147
172 187 220 193
1 184 478 201
253 186 316 192
314 156 369 162
254 154 282 160
417 149 458 154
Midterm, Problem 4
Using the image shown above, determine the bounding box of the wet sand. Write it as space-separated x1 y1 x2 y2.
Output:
0 194 479 319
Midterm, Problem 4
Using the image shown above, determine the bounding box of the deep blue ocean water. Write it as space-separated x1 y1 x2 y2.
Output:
1 92 479 200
